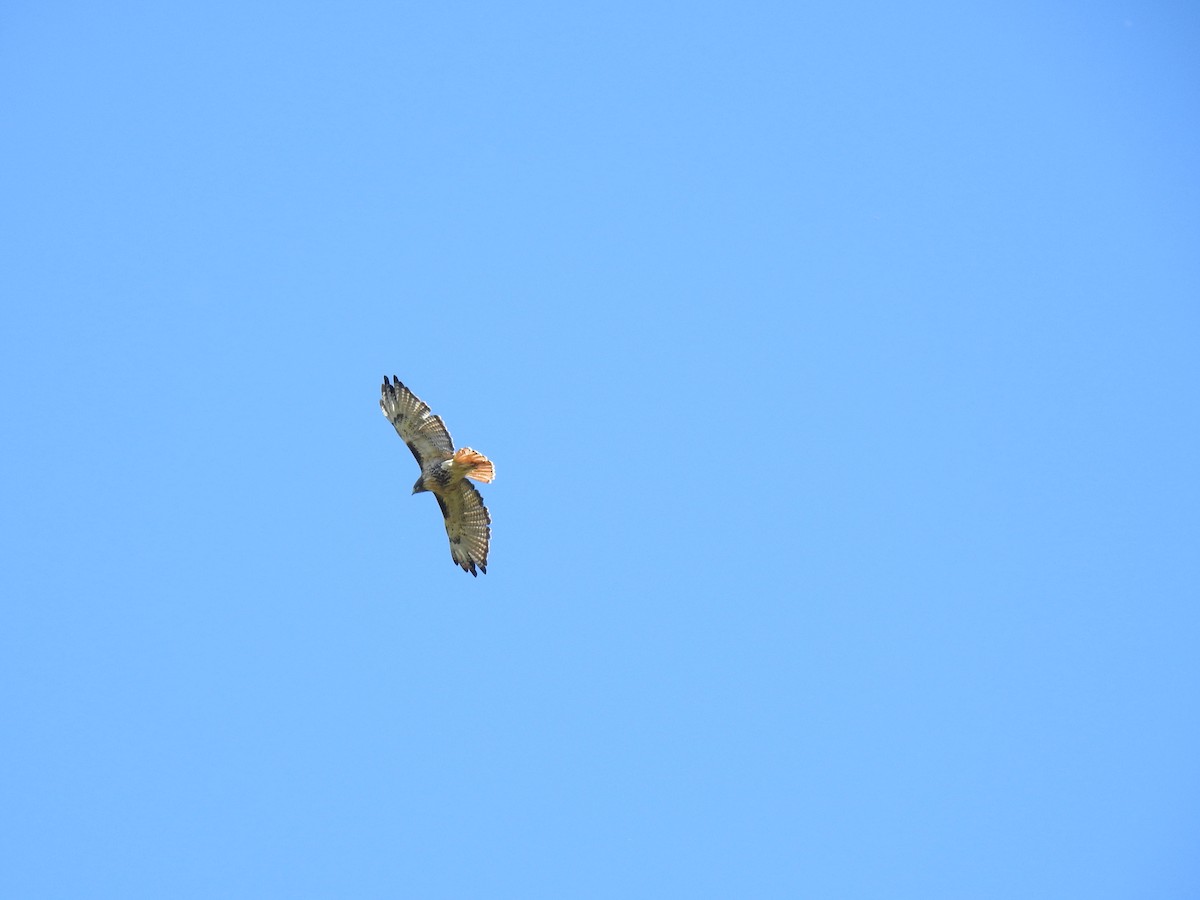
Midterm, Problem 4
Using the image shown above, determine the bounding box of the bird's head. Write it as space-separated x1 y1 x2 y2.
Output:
412 476 427 495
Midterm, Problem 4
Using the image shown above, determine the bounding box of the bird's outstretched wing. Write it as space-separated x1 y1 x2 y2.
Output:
435 480 491 576
380 375 455 465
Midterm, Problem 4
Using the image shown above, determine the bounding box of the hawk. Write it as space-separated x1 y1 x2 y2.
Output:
380 375 494 576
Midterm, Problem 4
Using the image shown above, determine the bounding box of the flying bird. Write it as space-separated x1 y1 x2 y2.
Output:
380 375 494 576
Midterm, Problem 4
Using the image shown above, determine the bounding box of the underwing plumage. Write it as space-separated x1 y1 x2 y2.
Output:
380 375 493 576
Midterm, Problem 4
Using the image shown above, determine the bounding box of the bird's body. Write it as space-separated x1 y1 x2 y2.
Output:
380 375 494 576
413 447 495 495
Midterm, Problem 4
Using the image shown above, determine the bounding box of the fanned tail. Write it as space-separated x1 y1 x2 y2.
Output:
453 447 495 483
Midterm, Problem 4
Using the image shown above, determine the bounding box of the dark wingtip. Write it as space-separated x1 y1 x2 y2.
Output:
452 558 485 577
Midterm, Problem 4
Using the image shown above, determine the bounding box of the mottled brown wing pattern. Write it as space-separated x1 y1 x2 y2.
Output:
440 480 491 576
380 375 455 465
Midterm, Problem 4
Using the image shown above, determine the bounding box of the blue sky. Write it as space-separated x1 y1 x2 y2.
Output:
2 2 1198 897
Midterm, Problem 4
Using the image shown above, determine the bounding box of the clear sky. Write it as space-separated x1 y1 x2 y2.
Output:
2 2 1198 897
